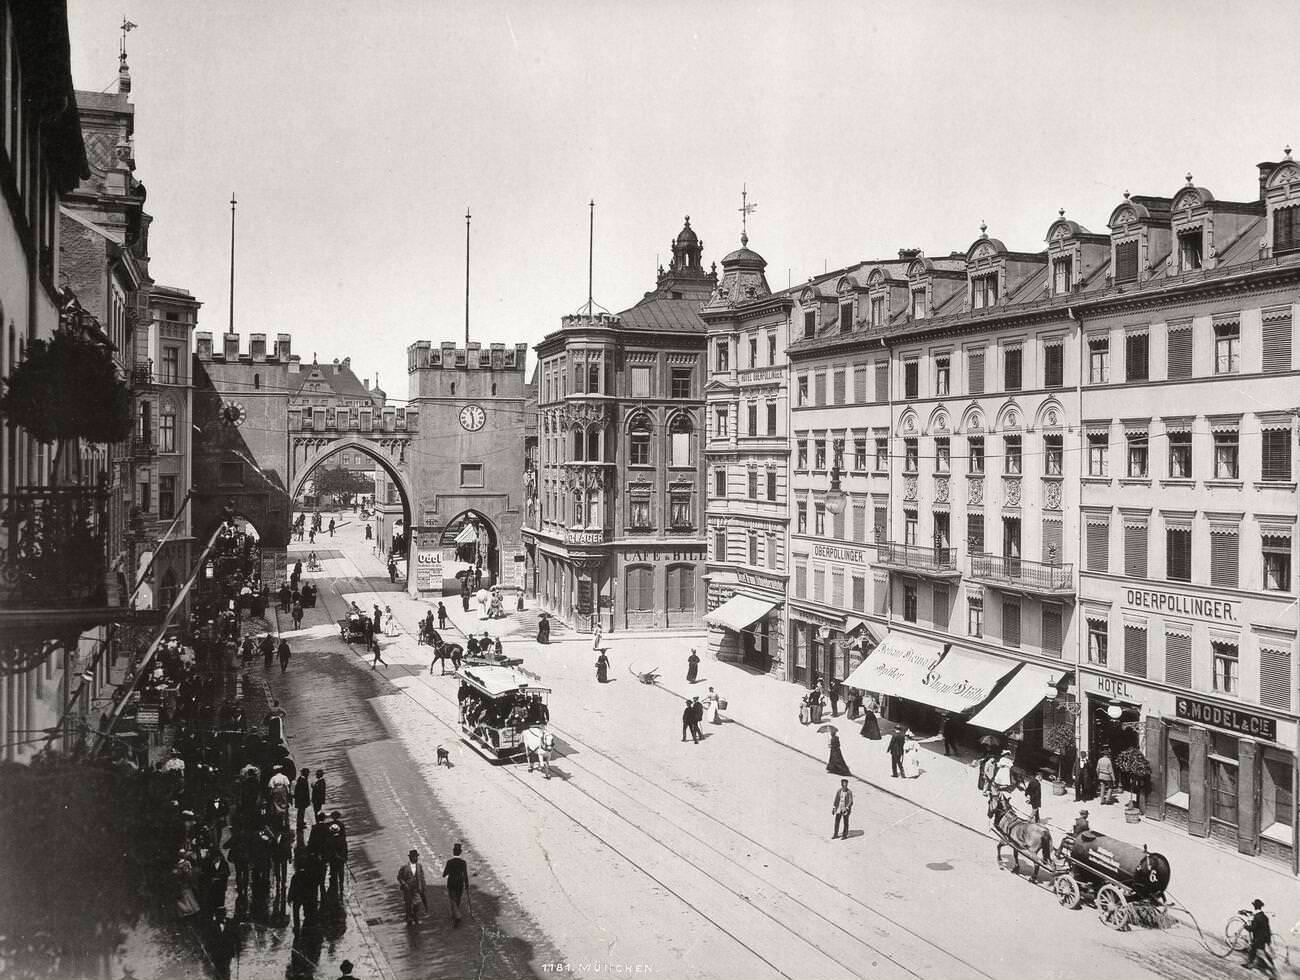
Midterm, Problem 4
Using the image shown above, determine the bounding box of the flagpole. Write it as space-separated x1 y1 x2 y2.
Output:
464 207 471 347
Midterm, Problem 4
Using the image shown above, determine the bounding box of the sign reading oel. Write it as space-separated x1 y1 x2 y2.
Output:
414 530 442 592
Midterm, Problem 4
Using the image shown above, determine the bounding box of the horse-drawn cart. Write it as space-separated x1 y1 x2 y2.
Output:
1051 831 1171 931
456 664 550 762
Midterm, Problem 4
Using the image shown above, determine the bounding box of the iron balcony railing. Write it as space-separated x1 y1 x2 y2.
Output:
874 541 960 575
130 433 157 458
131 360 154 385
969 553 1074 592
0 486 109 608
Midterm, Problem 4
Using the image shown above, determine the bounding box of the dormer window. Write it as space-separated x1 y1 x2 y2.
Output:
910 288 926 320
1275 206 1300 254
1177 228 1203 271
839 301 853 332
1114 239 1139 283
803 309 816 338
971 273 998 309
1052 256 1072 294
870 295 885 327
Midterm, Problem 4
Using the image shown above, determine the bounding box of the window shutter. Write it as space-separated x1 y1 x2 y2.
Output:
1086 519 1110 573
874 361 889 402
795 563 807 598
1123 624 1148 677
1165 633 1192 688
852 575 866 612
1002 601 1021 648
852 501 867 543
1167 326 1193 379
872 575 888 615
1261 647 1292 711
1003 347 1022 391
873 505 887 542
967 349 985 395
1276 206 1300 253
1042 606 1062 655
1042 520 1063 564
832 569 845 607
1166 527 1192 581
1123 522 1148 578
932 586 948 629
1262 430 1292 482
814 373 827 406
1044 344 1064 388
1115 240 1138 282
968 511 985 553
853 365 867 403
1262 313 1293 373
813 567 826 602
832 506 845 540
833 370 847 405
1209 528 1239 588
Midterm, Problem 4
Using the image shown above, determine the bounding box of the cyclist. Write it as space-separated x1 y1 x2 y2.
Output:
1241 898 1273 974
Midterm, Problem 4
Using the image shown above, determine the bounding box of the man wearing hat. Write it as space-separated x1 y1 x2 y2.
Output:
1243 898 1272 969
336 961 360 980
1072 810 1090 835
396 849 427 925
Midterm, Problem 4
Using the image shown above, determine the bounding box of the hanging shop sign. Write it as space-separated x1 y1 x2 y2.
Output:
1176 696 1278 742
1121 587 1239 625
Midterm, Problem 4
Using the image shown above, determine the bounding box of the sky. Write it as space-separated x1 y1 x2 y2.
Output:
66 0 1300 404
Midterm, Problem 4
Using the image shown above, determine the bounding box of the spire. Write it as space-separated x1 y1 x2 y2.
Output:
118 18 137 95
738 184 757 247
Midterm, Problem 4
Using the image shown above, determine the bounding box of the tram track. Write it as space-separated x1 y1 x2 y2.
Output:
303 555 1001 980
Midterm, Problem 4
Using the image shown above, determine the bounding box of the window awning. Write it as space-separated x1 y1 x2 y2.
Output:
704 595 777 632
842 630 945 699
454 524 479 545
968 664 1068 732
918 645 1019 714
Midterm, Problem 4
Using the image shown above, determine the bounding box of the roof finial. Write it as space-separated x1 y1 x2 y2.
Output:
1286 145 1293 160
979 219 988 238
738 183 757 247
1185 171 1194 185
1058 207 1066 218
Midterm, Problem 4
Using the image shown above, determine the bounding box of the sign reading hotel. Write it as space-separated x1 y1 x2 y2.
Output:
813 543 868 565
1122 586 1239 625
1176 696 1277 742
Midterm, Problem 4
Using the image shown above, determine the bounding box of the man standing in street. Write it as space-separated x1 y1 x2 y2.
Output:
388 557 398 584
941 712 959 756
689 697 705 742
372 604 383 637
887 728 907 778
325 813 348 898
437 602 448 630
397 849 427 926
832 778 854 839
442 842 470 927
311 769 327 823
681 700 696 743
278 636 292 673
1024 772 1043 822
262 634 276 671
828 679 840 717
293 771 311 831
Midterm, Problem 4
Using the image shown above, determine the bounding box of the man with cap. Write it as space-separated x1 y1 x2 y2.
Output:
1072 809 1090 835
336 961 360 980
325 811 349 897
397 849 427 925
1243 898 1272 970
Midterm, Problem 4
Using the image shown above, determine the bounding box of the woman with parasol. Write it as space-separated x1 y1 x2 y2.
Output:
823 727 852 776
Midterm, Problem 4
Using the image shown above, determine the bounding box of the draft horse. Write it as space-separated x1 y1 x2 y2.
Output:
989 792 1054 882
521 726 556 778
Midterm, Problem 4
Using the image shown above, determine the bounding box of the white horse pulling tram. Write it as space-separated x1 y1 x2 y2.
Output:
456 664 552 765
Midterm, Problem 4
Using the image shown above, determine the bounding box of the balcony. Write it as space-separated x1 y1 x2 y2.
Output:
130 433 157 458
968 553 1075 597
874 541 961 579
0 486 110 612
131 360 154 386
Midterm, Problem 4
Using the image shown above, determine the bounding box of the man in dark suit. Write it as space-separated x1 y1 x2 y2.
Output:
681 701 697 743
832 779 854 839
397 849 427 925
887 728 907 777
689 698 705 741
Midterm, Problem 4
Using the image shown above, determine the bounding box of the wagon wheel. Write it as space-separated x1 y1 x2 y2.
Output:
1096 884 1131 931
1053 874 1082 910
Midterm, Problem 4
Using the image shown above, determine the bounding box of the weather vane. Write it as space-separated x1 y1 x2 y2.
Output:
120 17 137 58
738 183 757 245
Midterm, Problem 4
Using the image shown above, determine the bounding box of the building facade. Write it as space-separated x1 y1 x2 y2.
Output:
1075 167 1300 871
406 340 529 592
526 220 711 633
700 231 793 674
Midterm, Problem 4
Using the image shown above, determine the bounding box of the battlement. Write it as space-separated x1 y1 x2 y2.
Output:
195 330 297 365
407 340 529 373
561 312 621 330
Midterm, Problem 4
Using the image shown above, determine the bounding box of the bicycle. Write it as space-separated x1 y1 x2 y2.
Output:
1226 911 1287 979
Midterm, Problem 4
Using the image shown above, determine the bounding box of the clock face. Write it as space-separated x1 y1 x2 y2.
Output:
459 404 486 431
220 400 247 427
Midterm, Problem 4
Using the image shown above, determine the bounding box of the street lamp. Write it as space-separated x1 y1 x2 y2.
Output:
825 439 847 516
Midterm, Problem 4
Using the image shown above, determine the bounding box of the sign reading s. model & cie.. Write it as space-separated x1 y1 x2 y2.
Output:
1176 696 1278 742
1121 587 1239 625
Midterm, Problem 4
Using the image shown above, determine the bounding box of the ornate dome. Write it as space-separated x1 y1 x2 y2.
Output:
721 239 767 270
675 216 699 245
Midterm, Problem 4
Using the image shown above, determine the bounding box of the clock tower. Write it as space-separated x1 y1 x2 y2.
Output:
406 340 531 594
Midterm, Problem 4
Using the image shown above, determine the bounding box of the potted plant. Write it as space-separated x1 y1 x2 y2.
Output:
1115 747 1152 821
1045 722 1076 795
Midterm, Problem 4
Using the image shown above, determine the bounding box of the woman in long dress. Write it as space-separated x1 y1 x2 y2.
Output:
902 734 921 778
826 731 852 776
595 651 610 683
859 696 881 739
686 650 700 684
383 605 398 637
702 687 722 724
537 612 551 644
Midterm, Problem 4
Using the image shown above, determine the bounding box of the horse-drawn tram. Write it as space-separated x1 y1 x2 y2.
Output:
456 665 550 762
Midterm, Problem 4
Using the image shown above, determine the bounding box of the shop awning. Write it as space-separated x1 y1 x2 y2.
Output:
704 595 777 632
454 524 478 545
916 646 1018 714
968 664 1068 732
842 630 945 698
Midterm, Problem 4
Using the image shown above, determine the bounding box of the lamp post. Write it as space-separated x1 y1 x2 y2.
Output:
826 439 847 517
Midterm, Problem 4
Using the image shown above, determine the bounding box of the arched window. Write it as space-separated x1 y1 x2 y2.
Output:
629 417 651 466
669 416 693 467
572 427 585 461
572 489 583 525
626 565 654 612
491 383 497 396
586 427 601 462
253 373 261 389
450 382 456 396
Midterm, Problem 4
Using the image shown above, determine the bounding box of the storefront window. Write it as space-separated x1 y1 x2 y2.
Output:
1165 733 1190 804
1209 732 1239 825
626 565 653 612
1262 754 1295 842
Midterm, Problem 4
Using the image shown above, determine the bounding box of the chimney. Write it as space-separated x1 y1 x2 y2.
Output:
276 333 292 360
898 248 922 261
223 332 239 360
250 333 267 361
1258 161 1277 202
364 378 370 390
196 331 213 360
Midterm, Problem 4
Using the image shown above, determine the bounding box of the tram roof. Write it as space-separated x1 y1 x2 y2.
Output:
457 665 548 698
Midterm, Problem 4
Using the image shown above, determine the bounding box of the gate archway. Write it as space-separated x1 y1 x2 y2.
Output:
438 510 500 587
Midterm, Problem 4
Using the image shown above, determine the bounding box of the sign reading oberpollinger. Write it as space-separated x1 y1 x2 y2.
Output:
1121 586 1239 625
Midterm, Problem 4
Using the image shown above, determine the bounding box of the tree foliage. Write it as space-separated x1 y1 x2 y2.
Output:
0 332 131 444
310 466 371 502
